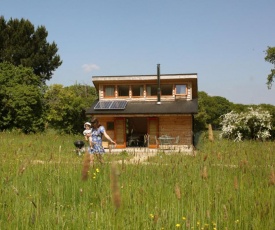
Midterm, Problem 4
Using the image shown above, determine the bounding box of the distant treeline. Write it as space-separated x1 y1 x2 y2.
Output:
194 91 275 138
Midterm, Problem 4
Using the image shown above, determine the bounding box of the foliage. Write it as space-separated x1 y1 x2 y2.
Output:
194 91 233 131
265 46 275 89
1 132 275 229
0 16 62 84
220 108 272 141
257 103 275 137
44 84 97 134
0 62 45 133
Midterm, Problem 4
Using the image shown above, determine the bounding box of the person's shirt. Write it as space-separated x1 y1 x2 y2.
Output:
91 126 105 144
83 129 92 136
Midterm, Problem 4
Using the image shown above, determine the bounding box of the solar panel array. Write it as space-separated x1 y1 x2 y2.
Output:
94 100 128 110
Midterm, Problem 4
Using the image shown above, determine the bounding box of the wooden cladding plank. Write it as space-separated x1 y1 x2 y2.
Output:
114 118 126 148
159 116 193 145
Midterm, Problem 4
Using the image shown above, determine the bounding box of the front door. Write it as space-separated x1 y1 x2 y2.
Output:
114 118 126 148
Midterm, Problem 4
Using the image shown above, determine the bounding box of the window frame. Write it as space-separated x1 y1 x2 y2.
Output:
103 85 115 98
117 85 130 97
131 84 144 97
175 84 187 95
106 121 114 131
146 84 158 97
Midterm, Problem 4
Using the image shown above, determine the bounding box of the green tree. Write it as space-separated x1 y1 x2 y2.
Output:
194 91 233 131
194 92 210 132
211 96 233 128
0 62 45 133
231 103 248 113
44 84 97 134
0 16 62 84
265 46 275 89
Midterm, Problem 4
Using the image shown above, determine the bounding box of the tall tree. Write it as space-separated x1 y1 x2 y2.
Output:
0 16 62 84
265 46 275 89
0 62 45 133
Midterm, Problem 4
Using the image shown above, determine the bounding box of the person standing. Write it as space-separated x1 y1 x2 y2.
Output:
87 117 116 165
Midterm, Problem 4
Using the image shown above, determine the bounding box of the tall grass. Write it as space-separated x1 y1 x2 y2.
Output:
0 131 274 229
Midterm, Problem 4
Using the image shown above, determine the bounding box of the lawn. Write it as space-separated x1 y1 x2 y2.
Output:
0 131 274 229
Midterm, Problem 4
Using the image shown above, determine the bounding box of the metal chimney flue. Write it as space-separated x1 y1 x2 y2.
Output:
157 64 161 105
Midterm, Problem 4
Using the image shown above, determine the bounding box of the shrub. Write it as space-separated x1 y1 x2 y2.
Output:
220 108 272 141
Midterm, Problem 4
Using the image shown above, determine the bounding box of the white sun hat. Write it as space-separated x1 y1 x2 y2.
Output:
84 122 91 128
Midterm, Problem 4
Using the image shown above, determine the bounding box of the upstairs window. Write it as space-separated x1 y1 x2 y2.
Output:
117 85 129 97
104 85 115 97
132 85 144 97
175 84 187 95
146 84 158 96
161 84 173 95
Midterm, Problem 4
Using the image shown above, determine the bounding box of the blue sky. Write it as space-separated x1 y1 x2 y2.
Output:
2 0 275 105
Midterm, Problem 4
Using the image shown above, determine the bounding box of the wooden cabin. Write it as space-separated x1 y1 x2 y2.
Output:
86 68 198 153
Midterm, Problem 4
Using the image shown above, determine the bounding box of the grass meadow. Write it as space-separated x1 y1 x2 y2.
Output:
0 131 274 229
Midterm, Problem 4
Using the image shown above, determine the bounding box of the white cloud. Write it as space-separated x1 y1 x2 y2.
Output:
82 64 100 73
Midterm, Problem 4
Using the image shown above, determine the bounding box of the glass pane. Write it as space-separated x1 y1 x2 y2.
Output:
132 85 143 96
146 85 158 96
175 85 187 94
105 86 115 97
161 84 173 95
118 85 129 96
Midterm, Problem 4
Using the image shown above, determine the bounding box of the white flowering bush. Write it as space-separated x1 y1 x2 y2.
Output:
220 108 272 141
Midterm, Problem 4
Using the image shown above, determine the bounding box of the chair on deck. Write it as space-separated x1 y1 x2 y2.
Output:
174 136 180 144
144 134 149 147
155 136 159 145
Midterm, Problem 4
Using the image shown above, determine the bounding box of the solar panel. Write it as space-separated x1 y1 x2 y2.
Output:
94 100 127 110
94 101 113 110
110 100 127 109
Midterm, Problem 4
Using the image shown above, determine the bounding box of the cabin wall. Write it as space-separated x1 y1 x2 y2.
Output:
93 115 193 146
159 115 193 145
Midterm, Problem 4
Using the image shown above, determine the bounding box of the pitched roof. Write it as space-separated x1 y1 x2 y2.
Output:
86 99 198 115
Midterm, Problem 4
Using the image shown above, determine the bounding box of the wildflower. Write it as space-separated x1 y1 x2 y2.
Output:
182 216 186 220
235 220 239 223
176 223 180 228
149 214 154 219
96 168 100 173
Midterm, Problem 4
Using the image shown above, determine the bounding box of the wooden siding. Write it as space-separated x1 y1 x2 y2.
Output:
97 80 195 101
159 115 193 145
